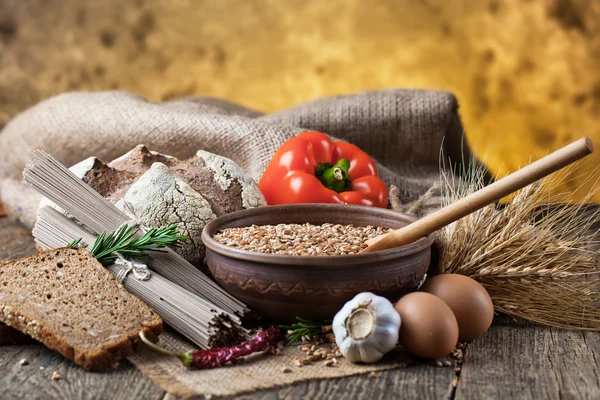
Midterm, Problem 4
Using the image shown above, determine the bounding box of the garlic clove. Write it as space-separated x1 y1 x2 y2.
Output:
344 340 363 363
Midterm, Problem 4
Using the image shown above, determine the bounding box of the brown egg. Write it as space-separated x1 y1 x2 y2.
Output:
394 292 459 359
421 274 494 341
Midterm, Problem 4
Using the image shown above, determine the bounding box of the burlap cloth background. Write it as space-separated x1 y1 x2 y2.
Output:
0 89 479 397
0 89 477 228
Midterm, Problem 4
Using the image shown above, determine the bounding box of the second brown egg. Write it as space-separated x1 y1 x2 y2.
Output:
421 274 494 341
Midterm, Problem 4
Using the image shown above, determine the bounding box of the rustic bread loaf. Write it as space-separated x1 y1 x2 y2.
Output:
0 247 163 371
42 145 266 265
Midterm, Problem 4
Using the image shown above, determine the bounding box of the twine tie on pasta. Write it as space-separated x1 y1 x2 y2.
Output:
114 255 151 283
114 200 152 283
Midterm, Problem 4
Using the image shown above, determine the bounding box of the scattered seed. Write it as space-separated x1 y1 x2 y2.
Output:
369 372 377 379
294 360 303 368
19 358 29 366
443 360 452 367
332 358 338 365
40 366 45 370
324 360 334 367
435 361 443 367
52 370 61 381
282 367 292 373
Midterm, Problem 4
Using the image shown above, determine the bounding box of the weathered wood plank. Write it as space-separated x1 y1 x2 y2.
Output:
0 343 164 400
455 318 600 400
240 362 457 400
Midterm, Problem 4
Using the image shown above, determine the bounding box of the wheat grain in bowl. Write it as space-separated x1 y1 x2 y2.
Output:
212 223 393 256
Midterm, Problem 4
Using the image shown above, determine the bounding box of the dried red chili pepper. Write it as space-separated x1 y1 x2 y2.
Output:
139 326 281 370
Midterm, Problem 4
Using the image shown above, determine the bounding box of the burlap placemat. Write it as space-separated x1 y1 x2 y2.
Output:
129 330 411 398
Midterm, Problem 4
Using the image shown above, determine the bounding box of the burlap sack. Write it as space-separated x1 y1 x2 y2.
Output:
0 89 480 396
0 89 478 228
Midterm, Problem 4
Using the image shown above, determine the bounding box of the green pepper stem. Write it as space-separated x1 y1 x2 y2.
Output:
139 331 192 367
317 159 351 192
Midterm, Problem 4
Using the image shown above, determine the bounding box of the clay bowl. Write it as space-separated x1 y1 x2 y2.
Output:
202 204 433 323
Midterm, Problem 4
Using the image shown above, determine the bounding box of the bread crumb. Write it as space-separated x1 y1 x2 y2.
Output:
19 358 29 366
52 370 61 381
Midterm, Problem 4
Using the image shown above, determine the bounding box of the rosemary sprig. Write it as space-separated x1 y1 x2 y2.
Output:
280 317 332 345
67 224 187 266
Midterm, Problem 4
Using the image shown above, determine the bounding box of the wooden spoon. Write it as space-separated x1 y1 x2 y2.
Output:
361 137 594 253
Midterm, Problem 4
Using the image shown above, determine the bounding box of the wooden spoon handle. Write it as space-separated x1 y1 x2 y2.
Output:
362 137 594 253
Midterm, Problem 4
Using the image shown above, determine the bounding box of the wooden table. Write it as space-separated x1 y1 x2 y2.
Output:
1 217 599 400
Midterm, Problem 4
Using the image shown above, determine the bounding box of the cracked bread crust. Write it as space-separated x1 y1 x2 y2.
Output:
0 247 163 371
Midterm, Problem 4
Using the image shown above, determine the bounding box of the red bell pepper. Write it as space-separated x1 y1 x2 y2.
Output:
258 131 388 208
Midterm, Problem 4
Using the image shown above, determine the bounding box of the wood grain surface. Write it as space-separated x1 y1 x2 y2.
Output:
456 318 600 400
0 216 599 399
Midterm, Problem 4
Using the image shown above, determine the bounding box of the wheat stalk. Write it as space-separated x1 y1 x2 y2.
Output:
438 160 600 330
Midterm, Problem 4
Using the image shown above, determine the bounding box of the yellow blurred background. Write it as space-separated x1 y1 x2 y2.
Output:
1 0 598 200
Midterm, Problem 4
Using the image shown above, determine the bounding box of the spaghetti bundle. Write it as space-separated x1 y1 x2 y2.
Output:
25 151 250 348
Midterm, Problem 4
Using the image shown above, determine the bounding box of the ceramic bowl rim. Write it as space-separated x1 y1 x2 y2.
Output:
202 204 434 266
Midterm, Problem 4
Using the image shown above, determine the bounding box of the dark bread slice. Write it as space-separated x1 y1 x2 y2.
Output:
0 247 163 371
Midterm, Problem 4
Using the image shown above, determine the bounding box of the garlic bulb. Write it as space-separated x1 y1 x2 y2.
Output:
332 292 401 363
